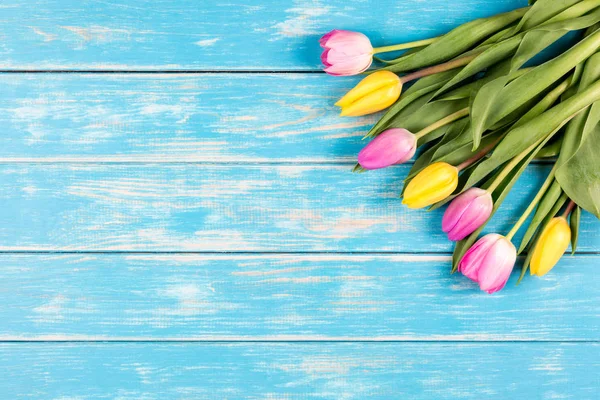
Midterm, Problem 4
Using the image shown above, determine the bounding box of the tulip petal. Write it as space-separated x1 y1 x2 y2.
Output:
336 71 401 108
458 234 501 280
530 217 571 277
443 188 493 241
320 30 373 54
321 48 332 67
477 238 516 293
402 162 458 209
325 55 372 76
358 128 416 169
340 83 401 116
443 190 477 235
319 30 337 47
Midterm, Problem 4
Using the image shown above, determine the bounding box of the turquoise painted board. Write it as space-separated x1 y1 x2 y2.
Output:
0 73 372 162
2 343 599 399
1 254 598 340
0 0 527 70
1 164 599 252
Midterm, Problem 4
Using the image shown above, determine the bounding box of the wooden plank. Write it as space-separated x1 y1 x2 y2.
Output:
2 343 598 399
0 0 527 70
1 163 599 252
0 72 576 162
2 253 599 340
0 73 372 162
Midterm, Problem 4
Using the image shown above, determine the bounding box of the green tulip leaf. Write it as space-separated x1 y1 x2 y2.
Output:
434 9 600 99
437 75 501 101
470 75 511 149
570 204 581 254
433 38 520 97
555 123 600 218
511 30 565 71
365 69 458 138
513 0 579 33
536 137 564 158
471 28 600 142
557 111 591 167
382 7 528 73
517 179 562 254
438 130 505 174
464 78 600 193
388 98 469 137
512 7 600 70
560 62 585 101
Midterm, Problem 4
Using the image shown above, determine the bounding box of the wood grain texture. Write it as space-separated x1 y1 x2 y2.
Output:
0 0 526 70
2 163 599 252
2 253 599 340
0 73 371 162
2 343 599 399
2 0 599 396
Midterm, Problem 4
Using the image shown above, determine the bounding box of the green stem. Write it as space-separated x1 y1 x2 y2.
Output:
501 105 584 241
505 163 559 241
487 140 543 195
400 52 480 83
414 108 469 139
487 107 582 196
455 135 503 171
372 37 438 54
561 200 576 218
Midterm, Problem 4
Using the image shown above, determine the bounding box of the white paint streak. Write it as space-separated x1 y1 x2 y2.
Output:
195 38 220 47
29 27 57 42
272 2 331 39
61 25 132 44
31 295 67 323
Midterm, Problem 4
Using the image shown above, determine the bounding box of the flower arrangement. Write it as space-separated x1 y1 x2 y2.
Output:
321 0 600 293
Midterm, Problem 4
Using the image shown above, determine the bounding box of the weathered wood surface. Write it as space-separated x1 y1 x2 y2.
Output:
2 163 599 252
2 0 599 397
0 73 371 162
2 254 598 340
2 343 598 399
0 0 526 70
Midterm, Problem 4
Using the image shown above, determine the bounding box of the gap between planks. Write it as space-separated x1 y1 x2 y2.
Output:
0 160 557 164
1 338 599 343
0 70 327 74
3 251 600 255
2 251 600 257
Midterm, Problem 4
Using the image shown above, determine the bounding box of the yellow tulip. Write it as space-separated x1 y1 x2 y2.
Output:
402 162 458 209
530 217 571 277
336 71 402 116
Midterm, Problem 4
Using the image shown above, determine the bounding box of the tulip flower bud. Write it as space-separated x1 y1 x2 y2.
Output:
320 30 373 76
336 71 402 117
358 128 417 170
442 188 493 241
402 162 458 209
459 233 516 294
530 217 571 277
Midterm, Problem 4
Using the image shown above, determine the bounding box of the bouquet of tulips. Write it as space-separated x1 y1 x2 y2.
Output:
321 0 600 293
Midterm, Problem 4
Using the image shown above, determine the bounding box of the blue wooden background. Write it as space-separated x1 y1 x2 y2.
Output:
1 0 599 398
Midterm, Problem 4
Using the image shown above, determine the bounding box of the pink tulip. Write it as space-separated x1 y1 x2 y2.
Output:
458 233 516 294
320 30 373 76
442 188 493 241
358 128 417 170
